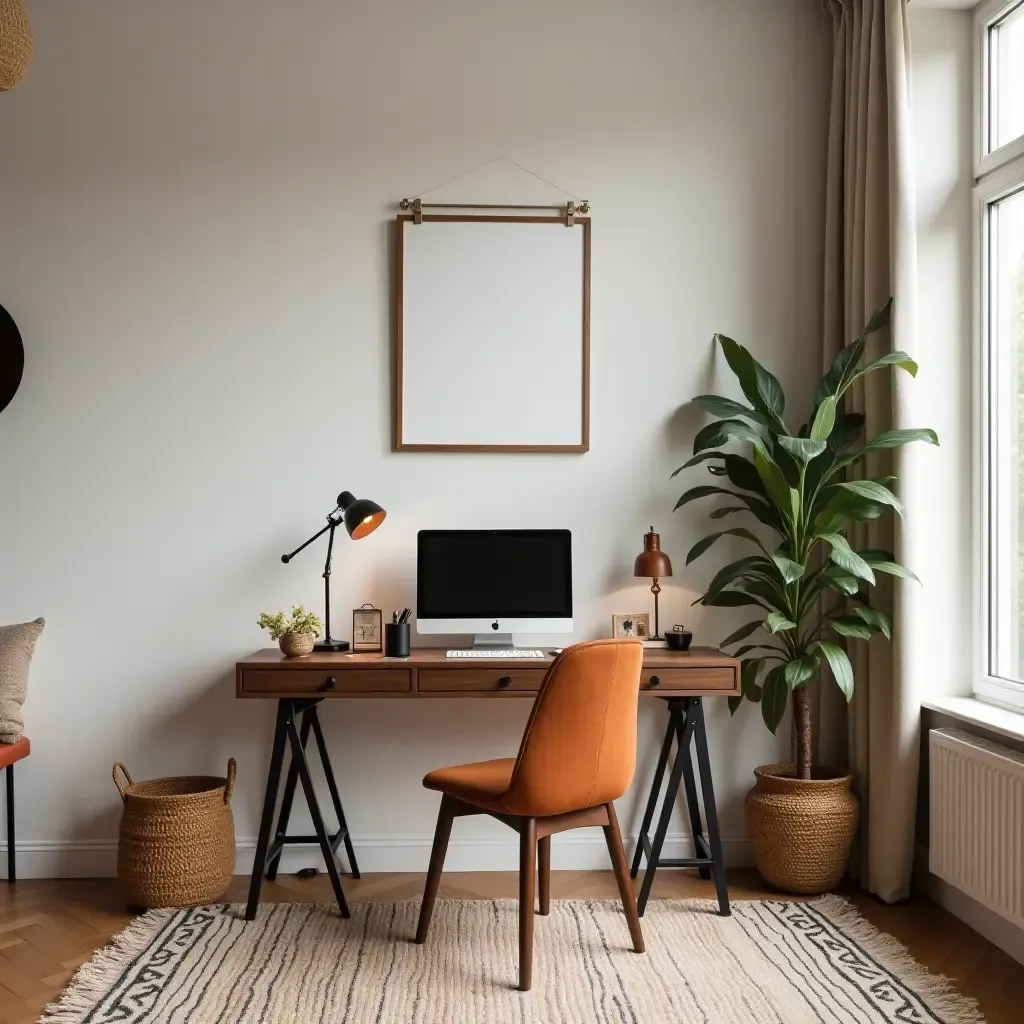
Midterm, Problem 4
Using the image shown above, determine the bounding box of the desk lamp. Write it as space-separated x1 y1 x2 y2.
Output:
282 490 386 652
634 526 672 641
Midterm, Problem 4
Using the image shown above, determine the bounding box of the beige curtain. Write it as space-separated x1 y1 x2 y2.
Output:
818 0 920 904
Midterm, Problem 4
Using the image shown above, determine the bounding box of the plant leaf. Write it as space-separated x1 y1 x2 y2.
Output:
821 568 861 596
859 549 922 584
671 451 725 477
853 350 918 382
715 335 787 430
693 418 769 458
728 695 743 715
741 659 765 701
723 454 767 495
753 447 792 513
813 640 855 701
701 589 767 609
784 655 818 689
820 532 876 584
765 611 797 633
826 616 875 640
760 666 788 733
810 396 837 442
686 528 767 565
721 619 764 647
692 394 766 424
673 485 739 510
778 435 828 462
860 427 938 453
708 506 748 520
835 479 903 516
771 553 804 584
853 604 892 640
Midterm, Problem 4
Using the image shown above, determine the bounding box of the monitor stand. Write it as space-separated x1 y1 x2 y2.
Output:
472 633 515 649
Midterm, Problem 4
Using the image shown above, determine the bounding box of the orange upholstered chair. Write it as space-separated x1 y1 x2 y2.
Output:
415 639 646 991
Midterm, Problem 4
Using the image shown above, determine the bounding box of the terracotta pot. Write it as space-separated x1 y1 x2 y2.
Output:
745 763 859 895
279 632 315 658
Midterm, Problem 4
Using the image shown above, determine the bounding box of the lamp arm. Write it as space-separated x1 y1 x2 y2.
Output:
280 514 340 563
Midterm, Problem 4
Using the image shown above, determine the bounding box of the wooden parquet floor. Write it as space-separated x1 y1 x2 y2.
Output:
0 870 1019 1023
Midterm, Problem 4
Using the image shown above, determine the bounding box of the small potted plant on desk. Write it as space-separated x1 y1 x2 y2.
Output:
674 299 937 894
258 606 324 659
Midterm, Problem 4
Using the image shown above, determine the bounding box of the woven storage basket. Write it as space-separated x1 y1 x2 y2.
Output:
745 763 859 895
114 760 236 909
0 0 33 92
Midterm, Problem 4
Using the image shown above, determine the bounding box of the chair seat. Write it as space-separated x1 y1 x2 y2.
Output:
0 737 29 770
423 757 514 812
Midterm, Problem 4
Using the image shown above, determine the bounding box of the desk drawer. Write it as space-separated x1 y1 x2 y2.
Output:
239 669 412 696
641 668 736 692
418 669 547 694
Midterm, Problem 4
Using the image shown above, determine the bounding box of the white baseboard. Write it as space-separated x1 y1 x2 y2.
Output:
915 843 1024 966
1 834 753 880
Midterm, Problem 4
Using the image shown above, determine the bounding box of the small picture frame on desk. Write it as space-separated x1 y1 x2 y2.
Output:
612 612 649 640
352 604 383 653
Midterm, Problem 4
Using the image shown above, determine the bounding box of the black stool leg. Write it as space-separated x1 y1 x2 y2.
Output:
636 704 693 917
310 709 360 878
246 701 290 920
6 765 14 883
693 699 730 916
630 714 674 880
266 709 312 881
285 712 351 918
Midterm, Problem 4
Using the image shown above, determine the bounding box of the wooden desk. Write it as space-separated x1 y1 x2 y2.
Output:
237 646 739 921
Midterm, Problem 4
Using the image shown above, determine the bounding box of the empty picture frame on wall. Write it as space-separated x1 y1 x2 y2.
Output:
393 215 591 453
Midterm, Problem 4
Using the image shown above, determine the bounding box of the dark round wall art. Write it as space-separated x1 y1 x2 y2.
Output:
0 303 24 414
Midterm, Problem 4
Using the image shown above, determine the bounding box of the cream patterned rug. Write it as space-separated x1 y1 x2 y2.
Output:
42 898 981 1024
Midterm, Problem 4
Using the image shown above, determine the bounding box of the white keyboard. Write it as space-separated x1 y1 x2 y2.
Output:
445 649 546 659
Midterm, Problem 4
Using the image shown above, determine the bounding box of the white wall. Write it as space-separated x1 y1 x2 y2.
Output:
907 7 975 698
0 0 832 876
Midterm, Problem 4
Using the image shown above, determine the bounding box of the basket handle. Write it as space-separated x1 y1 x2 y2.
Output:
112 763 134 802
224 758 236 805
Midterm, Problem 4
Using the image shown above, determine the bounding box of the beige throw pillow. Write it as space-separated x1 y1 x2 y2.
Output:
0 618 44 743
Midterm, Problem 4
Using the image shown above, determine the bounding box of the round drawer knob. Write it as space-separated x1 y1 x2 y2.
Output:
498 675 512 689
322 676 338 692
649 675 661 687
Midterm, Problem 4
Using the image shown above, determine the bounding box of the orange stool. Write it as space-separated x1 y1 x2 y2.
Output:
0 738 29 882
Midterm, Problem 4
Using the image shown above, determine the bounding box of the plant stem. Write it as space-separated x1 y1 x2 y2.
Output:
792 686 812 779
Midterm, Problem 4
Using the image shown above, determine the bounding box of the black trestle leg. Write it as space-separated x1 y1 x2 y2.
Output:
630 713 674 880
6 764 14 883
632 698 729 918
310 709 360 879
246 701 290 920
285 713 351 918
693 698 730 916
266 709 312 881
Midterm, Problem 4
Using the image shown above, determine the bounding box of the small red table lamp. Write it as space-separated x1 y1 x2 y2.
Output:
634 527 673 641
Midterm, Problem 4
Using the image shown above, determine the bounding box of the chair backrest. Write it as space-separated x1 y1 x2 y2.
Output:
502 639 643 817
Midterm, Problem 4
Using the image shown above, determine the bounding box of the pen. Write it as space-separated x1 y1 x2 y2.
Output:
399 608 411 624
392 611 398 624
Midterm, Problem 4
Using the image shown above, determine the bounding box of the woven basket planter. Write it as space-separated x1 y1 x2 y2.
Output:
114 760 236 909
0 0 33 92
745 763 859 895
280 631 316 658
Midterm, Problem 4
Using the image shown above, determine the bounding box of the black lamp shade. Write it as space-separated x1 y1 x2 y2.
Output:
338 491 386 540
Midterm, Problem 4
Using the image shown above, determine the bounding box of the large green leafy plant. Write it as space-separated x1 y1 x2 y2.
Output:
675 300 937 780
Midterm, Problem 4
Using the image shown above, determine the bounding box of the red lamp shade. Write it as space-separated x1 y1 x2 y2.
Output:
634 528 672 579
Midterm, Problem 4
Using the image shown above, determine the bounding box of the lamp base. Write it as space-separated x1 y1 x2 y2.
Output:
314 639 350 653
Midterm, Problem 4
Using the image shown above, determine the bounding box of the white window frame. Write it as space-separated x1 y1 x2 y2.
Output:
974 0 1024 712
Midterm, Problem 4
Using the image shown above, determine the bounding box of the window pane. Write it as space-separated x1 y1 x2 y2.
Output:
990 188 1024 681
993 4 1024 150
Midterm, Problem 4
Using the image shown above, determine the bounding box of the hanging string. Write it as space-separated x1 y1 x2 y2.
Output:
405 155 585 203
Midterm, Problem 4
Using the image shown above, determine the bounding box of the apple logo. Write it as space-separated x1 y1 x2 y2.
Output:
491 621 499 630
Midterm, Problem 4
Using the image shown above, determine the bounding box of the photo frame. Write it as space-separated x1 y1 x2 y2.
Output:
611 612 650 641
352 604 383 653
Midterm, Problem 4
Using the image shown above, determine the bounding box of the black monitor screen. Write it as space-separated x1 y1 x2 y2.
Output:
417 530 572 619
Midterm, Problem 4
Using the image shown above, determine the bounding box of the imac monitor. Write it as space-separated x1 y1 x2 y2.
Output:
417 529 572 645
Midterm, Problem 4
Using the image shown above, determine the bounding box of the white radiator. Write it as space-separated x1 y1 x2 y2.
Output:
930 728 1024 929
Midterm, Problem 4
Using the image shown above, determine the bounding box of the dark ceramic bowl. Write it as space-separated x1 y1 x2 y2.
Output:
666 630 692 651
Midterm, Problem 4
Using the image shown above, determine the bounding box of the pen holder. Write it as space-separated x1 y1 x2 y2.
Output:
384 622 411 658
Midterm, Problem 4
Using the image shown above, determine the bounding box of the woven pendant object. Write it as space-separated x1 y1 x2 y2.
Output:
0 0 33 92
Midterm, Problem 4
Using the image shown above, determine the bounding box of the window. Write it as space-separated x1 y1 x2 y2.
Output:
977 1 1024 711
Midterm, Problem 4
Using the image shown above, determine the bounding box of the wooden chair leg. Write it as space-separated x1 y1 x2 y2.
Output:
415 795 455 944
603 802 645 954
519 817 537 991
538 835 550 915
